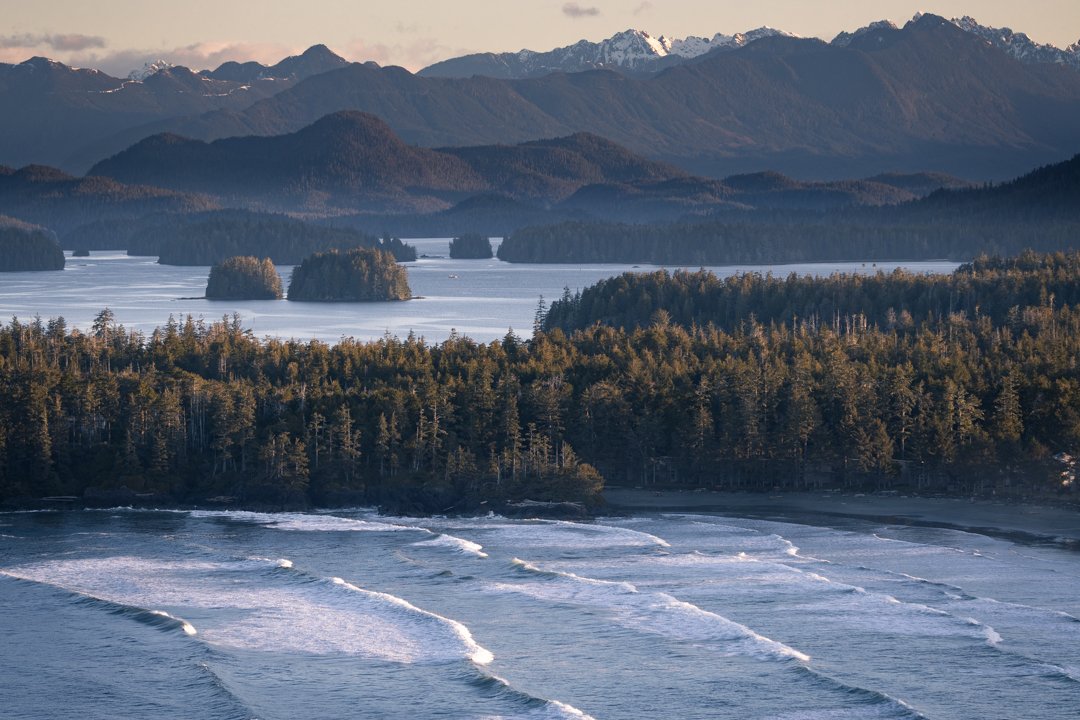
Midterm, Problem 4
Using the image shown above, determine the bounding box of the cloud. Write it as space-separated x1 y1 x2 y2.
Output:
343 37 470 72
632 2 653 15
1 32 463 76
562 3 600 19
0 33 106 52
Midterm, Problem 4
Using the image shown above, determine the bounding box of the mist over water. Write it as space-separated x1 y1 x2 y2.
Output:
2 508 1079 719
0 242 959 344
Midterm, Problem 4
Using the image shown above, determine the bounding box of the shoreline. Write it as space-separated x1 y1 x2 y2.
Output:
603 487 1080 546
7 489 1080 547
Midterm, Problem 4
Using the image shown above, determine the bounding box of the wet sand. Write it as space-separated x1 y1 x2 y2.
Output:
602 487 1080 544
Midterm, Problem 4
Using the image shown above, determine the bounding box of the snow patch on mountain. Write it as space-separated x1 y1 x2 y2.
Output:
950 16 1080 70
422 26 798 79
128 60 174 81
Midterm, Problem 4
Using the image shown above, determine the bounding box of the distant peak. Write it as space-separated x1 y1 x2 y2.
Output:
831 20 898 47
129 59 174 81
300 44 343 59
19 56 67 72
303 110 399 139
947 15 1080 70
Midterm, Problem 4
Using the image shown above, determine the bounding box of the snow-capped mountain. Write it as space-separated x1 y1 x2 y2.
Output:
422 17 1080 80
419 27 795 79
668 27 795 57
950 16 1080 71
128 60 174 81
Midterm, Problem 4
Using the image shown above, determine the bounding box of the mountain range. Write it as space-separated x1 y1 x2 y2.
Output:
418 27 793 79
1 14 1080 181
0 45 350 170
86 110 973 220
420 15 1080 79
86 111 688 213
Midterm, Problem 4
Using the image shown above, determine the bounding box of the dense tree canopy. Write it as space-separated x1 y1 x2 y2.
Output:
288 247 412 302
543 251 1080 334
0 253 1078 513
121 210 417 265
449 234 494 259
205 256 283 300
0 223 65 271
497 219 1080 265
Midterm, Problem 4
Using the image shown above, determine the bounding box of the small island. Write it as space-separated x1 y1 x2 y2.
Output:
449 234 493 259
0 221 65 271
288 247 411 302
205 256 283 300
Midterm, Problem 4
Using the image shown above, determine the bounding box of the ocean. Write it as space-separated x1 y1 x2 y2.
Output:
2 507 1078 719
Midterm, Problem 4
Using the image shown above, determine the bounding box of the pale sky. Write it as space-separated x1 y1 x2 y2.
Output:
2 1 1078 76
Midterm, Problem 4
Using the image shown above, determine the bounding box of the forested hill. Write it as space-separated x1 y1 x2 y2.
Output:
1 253 1079 510
890 154 1080 222
87 112 687 214
0 164 217 237
497 154 1080 265
123 209 416 265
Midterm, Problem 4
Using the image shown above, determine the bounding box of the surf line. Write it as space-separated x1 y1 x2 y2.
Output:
507 557 810 663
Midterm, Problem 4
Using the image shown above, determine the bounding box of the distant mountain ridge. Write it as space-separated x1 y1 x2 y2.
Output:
0 45 350 170
87 111 689 213
951 16 1080 71
419 27 793 78
2 15 1080 180
101 14 1080 181
420 15 1079 79
74 108 975 236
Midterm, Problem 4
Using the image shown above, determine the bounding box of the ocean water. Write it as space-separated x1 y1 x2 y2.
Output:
2 508 1078 719
0 242 960 343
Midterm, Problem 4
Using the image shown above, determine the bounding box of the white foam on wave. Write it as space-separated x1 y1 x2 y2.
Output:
189 509 427 534
500 558 809 662
1058 664 1080 682
546 700 595 719
474 674 597 720
150 609 198 636
413 534 488 558
512 558 639 594
331 577 493 665
248 556 293 569
434 517 670 550
967 618 1003 646
3 555 491 665
771 560 1007 643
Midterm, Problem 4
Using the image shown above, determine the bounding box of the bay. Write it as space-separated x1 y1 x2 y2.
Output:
0 240 959 343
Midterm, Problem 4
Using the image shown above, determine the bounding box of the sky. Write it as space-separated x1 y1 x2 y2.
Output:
2 1 1078 76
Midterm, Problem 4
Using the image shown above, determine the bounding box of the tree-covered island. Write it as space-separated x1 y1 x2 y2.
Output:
205 256 283 300
449 234 494 259
288 247 412 302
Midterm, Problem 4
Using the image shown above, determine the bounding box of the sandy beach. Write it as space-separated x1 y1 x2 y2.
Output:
603 487 1080 544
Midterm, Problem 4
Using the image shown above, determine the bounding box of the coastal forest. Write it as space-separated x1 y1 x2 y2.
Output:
0 221 65 272
1 252 1078 511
